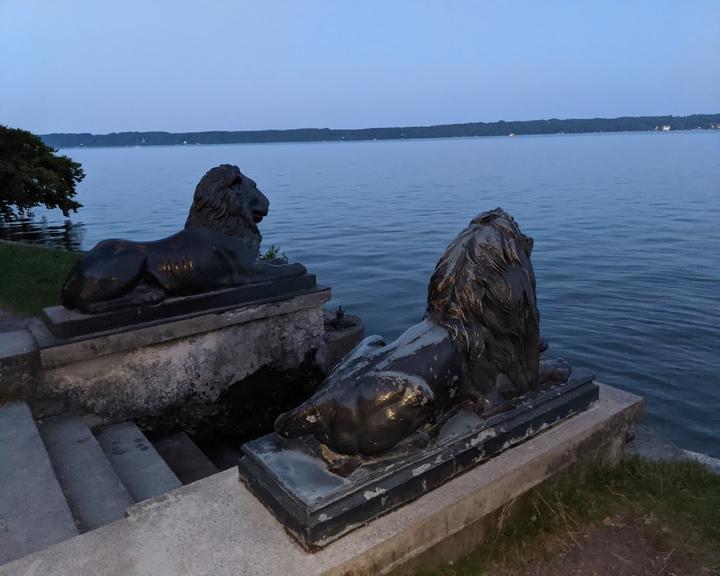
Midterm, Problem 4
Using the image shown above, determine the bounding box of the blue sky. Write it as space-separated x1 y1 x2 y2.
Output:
1 0 718 133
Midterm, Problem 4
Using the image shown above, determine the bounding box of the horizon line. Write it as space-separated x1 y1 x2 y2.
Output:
38 112 720 137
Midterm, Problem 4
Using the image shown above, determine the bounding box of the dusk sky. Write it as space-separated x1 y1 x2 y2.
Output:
1 0 718 134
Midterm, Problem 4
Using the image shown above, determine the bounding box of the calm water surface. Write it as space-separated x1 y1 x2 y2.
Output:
4 132 718 456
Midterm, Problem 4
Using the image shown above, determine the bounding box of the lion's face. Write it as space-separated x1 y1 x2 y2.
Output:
228 173 269 233
185 164 269 240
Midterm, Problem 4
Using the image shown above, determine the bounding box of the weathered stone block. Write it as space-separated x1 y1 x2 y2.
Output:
30 289 331 422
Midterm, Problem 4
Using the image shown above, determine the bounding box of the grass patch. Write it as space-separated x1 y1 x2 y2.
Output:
427 457 720 575
0 241 80 315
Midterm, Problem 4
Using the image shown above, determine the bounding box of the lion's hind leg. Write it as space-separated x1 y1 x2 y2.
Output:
62 240 152 312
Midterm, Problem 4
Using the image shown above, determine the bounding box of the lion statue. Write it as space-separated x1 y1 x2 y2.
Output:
275 208 570 455
61 164 306 313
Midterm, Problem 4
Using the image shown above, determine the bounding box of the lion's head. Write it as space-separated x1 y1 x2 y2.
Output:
184 165 269 248
426 208 539 399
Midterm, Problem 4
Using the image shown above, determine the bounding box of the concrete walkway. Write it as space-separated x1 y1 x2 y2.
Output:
0 384 644 576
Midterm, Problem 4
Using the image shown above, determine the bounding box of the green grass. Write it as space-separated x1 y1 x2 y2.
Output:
0 241 80 315
427 457 720 575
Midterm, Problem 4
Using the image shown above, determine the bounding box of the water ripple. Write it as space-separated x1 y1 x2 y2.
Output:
2 131 718 456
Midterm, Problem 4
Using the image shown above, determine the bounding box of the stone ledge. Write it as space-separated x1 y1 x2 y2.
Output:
0 330 39 401
0 383 643 576
42 275 319 340
0 330 36 362
33 288 330 369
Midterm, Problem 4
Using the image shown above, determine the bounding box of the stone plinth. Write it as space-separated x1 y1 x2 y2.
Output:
42 275 318 339
0 384 643 576
1 288 331 422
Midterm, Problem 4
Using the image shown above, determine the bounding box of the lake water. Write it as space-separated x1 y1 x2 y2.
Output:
3 131 718 457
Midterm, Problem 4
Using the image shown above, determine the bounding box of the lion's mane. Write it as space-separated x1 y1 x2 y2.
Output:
426 208 540 397
184 164 261 247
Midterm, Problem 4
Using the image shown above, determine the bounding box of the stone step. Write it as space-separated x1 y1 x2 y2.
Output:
38 417 134 532
95 421 182 503
0 402 78 565
152 431 218 485
197 439 242 471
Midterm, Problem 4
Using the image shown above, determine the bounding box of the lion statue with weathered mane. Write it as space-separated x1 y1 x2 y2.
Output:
275 208 569 455
62 164 306 313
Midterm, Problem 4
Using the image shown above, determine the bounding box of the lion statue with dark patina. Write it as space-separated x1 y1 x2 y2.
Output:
275 208 569 455
62 164 306 313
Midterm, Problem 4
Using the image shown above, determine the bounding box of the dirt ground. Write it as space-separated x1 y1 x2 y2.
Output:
491 523 713 576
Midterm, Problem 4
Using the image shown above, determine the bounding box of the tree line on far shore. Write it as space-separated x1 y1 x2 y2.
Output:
41 113 720 149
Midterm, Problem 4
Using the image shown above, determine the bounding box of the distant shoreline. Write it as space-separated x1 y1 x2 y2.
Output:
41 113 720 149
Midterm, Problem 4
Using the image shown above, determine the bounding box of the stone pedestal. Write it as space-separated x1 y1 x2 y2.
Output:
1 287 335 423
41 275 318 340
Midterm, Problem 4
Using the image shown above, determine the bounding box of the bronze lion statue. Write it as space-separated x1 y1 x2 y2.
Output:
62 164 306 313
275 208 570 455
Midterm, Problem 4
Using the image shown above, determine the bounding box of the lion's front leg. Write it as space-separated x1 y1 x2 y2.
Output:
250 261 307 280
82 284 166 313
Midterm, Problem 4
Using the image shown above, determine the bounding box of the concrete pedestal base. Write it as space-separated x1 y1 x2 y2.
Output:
1 384 643 576
1 288 334 422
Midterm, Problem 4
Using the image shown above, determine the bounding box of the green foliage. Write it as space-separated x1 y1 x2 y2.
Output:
0 125 85 222
260 244 288 263
0 241 80 314
428 457 720 575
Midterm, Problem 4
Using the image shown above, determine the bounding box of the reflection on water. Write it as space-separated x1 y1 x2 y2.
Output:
0 217 85 251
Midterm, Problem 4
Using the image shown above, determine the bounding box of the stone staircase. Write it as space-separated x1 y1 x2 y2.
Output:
0 401 218 566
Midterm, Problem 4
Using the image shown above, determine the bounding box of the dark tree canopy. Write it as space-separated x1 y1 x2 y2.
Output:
0 125 85 222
